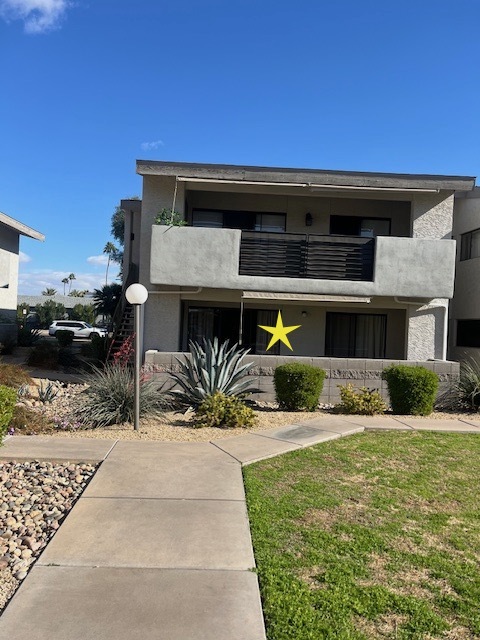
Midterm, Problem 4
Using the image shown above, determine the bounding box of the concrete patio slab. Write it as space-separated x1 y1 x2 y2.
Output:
254 423 342 446
394 418 480 432
306 418 365 436
0 566 266 640
0 436 116 463
212 433 300 464
84 441 244 500
39 497 255 570
346 416 414 430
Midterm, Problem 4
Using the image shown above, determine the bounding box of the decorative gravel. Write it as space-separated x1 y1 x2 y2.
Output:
0 460 96 613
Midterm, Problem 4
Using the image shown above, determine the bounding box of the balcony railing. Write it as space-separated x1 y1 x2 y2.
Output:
239 231 375 281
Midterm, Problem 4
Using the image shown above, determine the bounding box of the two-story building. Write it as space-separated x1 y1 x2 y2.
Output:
122 161 474 402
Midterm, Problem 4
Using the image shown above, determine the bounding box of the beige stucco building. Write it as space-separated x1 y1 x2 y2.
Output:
0 211 44 341
121 161 475 401
449 187 480 361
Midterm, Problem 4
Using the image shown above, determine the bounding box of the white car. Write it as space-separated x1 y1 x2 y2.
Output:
48 321 107 339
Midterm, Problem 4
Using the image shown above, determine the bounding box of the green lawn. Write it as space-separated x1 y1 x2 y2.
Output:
243 432 480 640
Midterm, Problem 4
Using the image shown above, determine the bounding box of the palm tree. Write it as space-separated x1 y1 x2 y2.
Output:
68 273 76 293
69 289 88 297
42 288 57 296
61 277 69 295
103 242 119 285
93 283 122 321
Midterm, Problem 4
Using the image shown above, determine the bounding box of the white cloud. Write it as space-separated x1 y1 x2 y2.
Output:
141 139 164 151
87 254 109 266
18 251 31 263
17 269 119 295
0 0 71 34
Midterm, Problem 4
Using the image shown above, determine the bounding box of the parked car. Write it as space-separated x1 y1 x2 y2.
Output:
48 321 107 339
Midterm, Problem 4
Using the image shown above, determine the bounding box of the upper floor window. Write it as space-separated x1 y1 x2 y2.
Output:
460 228 480 261
192 209 286 233
330 215 391 238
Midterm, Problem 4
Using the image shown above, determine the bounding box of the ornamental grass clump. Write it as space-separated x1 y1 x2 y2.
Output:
274 363 325 411
194 392 257 429
75 363 171 428
383 364 438 416
170 338 258 407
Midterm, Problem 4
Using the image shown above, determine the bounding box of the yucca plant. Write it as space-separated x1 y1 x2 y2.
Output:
170 338 258 407
75 363 171 428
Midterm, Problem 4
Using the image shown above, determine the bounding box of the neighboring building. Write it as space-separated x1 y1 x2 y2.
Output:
124 161 475 401
0 211 44 340
449 187 480 361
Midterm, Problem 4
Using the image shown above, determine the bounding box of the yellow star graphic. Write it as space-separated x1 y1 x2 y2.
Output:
258 310 301 351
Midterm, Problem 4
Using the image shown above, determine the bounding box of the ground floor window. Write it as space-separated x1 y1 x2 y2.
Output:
184 305 280 354
456 319 480 347
325 312 387 358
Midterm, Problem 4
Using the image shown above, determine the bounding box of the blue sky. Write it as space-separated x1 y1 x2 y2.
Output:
1 0 479 294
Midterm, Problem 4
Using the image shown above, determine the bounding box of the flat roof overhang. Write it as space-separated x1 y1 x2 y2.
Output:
0 212 44 241
136 160 476 193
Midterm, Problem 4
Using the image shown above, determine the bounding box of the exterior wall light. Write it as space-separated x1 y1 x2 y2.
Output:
305 213 313 226
125 283 149 431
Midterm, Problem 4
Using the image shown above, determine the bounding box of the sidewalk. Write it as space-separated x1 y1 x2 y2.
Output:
0 416 479 639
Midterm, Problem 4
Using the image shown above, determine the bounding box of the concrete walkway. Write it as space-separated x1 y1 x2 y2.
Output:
1 416 479 639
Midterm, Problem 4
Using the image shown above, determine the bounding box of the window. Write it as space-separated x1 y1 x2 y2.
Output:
330 216 391 237
325 312 387 358
184 305 280 354
192 209 286 232
460 228 480 261
456 320 480 347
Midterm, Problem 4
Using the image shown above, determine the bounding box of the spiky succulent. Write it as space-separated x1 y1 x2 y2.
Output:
170 338 258 406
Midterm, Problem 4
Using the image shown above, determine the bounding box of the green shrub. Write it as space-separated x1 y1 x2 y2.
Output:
335 383 387 415
195 392 257 429
0 363 32 388
0 385 17 442
80 334 112 366
274 363 325 411
27 342 60 369
17 325 41 346
75 363 171 428
55 329 74 347
383 365 438 415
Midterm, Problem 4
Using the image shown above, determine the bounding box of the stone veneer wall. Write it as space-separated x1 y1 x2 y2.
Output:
144 352 459 405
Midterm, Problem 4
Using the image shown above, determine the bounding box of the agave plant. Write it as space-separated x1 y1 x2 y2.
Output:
170 338 258 406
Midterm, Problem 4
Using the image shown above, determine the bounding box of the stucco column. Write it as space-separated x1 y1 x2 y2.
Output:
406 299 449 361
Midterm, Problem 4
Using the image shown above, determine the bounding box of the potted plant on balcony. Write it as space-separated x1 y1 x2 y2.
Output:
154 208 187 226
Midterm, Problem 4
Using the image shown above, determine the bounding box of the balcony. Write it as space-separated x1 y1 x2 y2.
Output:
239 232 374 281
150 225 456 299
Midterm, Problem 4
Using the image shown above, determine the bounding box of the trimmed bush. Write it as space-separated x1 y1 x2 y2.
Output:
335 384 387 416
274 363 325 411
55 329 74 347
195 392 257 429
383 365 438 416
0 385 17 442
27 342 60 369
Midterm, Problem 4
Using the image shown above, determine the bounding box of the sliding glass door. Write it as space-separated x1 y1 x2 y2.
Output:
325 312 386 358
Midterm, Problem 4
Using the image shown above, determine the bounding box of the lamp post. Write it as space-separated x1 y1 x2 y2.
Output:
125 283 149 431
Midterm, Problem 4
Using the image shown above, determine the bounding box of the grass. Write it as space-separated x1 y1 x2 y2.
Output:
243 432 480 640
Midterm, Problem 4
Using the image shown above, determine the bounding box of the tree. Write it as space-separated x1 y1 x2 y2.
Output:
103 242 119 285
61 277 69 295
111 206 125 246
69 289 88 297
93 284 122 320
42 288 57 296
70 303 95 324
35 301 66 328
68 273 76 293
